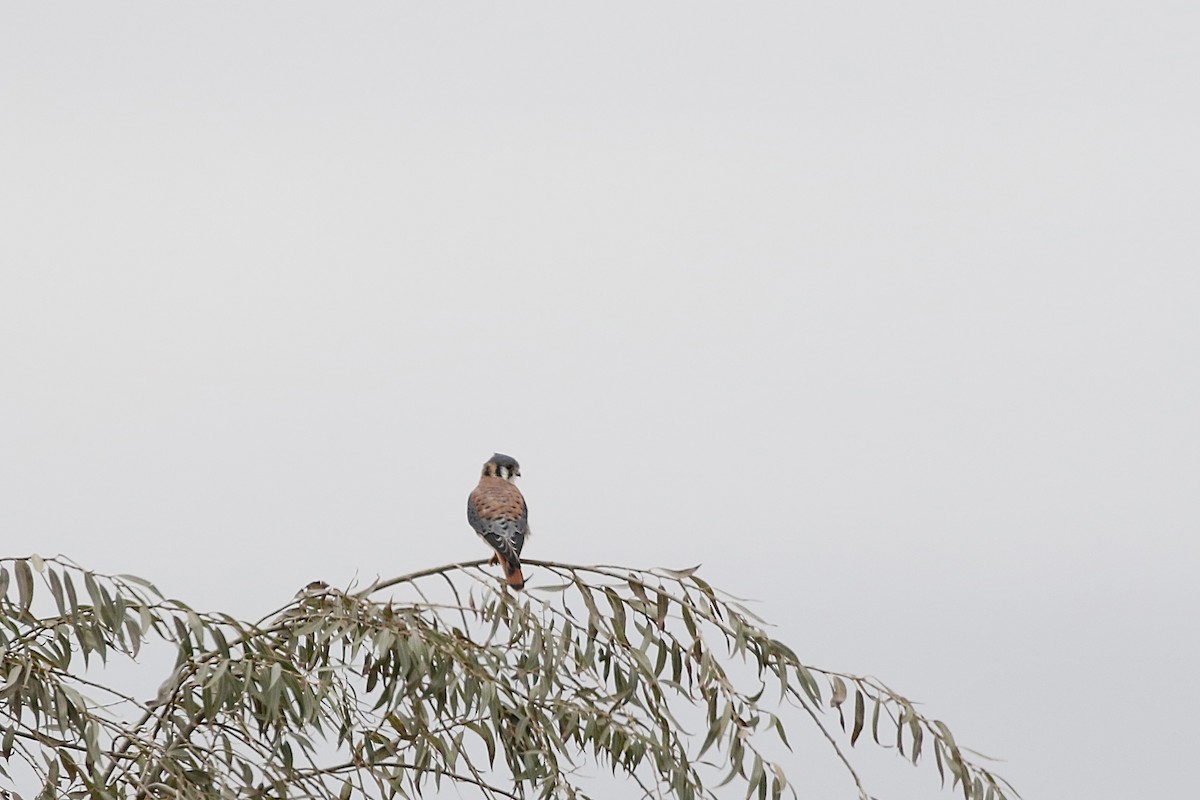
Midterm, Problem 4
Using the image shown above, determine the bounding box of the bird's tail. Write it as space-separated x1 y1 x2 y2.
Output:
499 556 526 591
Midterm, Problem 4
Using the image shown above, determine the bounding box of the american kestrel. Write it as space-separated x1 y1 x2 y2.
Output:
467 453 530 590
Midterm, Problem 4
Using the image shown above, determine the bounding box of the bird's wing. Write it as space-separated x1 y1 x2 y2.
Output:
468 480 529 558
472 514 527 564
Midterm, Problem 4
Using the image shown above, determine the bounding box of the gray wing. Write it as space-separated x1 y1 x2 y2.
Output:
468 498 528 564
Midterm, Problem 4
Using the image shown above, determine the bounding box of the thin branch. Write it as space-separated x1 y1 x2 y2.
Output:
353 559 491 598
296 759 521 799
797 693 873 800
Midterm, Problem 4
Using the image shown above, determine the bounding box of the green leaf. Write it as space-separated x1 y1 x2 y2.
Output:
64 571 79 616
84 571 104 614
769 713 792 751
15 559 34 612
661 564 702 578
747 755 765 800
468 720 496 766
872 697 883 744
47 568 66 616
910 716 924 764
603 588 629 646
654 590 669 629
698 718 723 757
0 660 26 694
627 577 651 606
933 718 959 749
117 573 163 596
851 689 865 746
681 606 698 639
795 663 822 705
689 574 719 608
830 676 847 708
530 583 572 593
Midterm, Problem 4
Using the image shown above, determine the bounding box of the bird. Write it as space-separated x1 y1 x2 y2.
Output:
467 453 530 590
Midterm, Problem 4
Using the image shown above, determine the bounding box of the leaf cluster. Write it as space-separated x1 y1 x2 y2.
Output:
0 556 1017 800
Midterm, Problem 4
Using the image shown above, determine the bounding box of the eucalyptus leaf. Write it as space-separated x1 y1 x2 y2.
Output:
15 559 34 612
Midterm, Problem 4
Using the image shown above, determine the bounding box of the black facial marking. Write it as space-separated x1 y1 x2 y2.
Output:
490 453 520 471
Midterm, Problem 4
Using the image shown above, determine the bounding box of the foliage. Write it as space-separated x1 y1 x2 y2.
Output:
0 555 1017 800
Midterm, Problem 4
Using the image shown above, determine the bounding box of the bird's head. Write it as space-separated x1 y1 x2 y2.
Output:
482 453 521 482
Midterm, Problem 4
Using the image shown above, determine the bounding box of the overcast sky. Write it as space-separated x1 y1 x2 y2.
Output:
2 2 1197 798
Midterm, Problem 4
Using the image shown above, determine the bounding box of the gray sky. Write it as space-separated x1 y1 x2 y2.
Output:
2 2 1197 797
